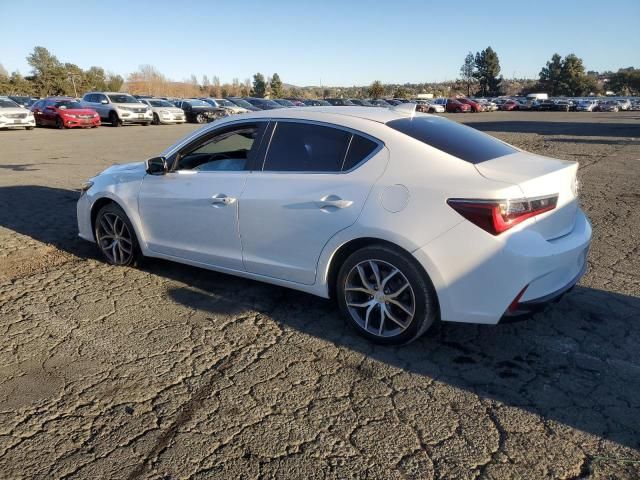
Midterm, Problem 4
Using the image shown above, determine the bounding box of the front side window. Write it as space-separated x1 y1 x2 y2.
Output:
108 94 139 104
174 124 261 172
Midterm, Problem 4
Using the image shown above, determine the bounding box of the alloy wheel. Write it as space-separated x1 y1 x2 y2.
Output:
96 212 134 265
344 259 416 338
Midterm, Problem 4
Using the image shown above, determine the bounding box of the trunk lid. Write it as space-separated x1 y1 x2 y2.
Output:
475 152 579 240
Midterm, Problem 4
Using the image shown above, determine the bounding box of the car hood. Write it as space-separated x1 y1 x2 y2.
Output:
99 161 146 176
1 107 31 115
150 106 183 113
60 108 97 115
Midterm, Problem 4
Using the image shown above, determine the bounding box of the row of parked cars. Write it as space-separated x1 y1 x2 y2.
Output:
2 92 638 131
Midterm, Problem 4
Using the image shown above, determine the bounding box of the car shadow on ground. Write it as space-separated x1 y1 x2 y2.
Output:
465 121 640 138
1 184 639 451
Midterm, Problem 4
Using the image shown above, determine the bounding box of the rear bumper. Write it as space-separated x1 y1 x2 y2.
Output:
412 208 592 325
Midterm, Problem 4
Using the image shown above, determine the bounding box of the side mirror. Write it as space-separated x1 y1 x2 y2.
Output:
146 156 167 175
100 99 108 104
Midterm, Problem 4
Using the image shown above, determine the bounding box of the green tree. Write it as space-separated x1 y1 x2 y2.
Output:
394 87 410 99
538 53 564 95
252 73 267 97
474 47 501 96
105 73 124 92
27 46 66 96
560 54 589 95
84 66 107 91
368 80 384 99
270 72 283 98
460 51 475 96
609 67 640 95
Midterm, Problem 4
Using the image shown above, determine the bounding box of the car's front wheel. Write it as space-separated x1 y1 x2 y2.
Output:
109 111 121 127
337 245 437 345
152 113 160 125
94 203 141 266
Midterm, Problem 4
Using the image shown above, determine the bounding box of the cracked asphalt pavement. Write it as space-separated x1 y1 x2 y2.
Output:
0 111 639 479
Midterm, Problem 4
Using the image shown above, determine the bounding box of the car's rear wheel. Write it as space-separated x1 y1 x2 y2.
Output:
152 113 160 125
55 117 64 129
109 111 121 127
455 107 461 113
337 245 437 345
94 203 140 266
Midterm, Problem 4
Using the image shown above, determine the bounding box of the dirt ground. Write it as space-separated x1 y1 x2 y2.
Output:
0 111 639 479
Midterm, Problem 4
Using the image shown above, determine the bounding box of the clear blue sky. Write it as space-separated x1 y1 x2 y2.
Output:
2 0 639 86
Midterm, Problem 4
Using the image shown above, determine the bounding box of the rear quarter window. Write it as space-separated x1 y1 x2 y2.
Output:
386 116 516 164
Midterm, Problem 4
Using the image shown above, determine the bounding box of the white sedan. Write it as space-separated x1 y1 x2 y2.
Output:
77 105 591 344
139 98 186 124
0 97 36 130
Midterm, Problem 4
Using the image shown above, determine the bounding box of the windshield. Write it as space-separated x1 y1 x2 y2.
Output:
149 100 174 107
387 116 516 164
228 98 252 108
0 98 20 108
0 99 20 108
55 101 84 109
215 99 234 107
108 94 139 104
275 99 294 106
187 100 211 107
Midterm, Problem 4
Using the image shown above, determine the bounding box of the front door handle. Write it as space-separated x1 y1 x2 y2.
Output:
211 194 236 206
316 195 353 209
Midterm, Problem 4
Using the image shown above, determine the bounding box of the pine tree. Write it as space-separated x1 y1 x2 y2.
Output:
252 73 267 97
270 73 283 98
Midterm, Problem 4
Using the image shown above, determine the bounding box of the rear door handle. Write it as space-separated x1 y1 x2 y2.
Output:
316 195 353 209
211 194 236 206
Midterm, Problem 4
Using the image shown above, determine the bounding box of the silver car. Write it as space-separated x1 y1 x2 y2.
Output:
82 92 153 126
139 99 186 124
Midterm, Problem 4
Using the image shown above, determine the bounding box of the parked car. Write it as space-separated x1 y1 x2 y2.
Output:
473 99 498 111
577 100 598 112
630 101 640 111
212 98 250 114
174 99 227 123
0 97 36 130
272 99 297 108
325 98 356 106
303 99 332 106
226 97 261 111
369 99 393 107
531 99 562 111
384 99 402 106
31 97 100 129
200 98 240 115
595 100 620 112
457 98 484 112
78 107 591 345
82 92 153 126
244 97 284 110
444 98 471 113
616 99 632 111
8 95 38 108
414 100 445 113
349 99 375 107
499 100 520 111
139 98 186 124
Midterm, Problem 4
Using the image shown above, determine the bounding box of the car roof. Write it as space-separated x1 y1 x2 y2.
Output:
233 105 418 124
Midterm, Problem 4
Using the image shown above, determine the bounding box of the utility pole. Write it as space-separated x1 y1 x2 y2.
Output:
68 73 81 98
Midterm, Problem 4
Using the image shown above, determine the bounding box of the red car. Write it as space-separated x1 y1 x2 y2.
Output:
499 100 520 111
457 97 484 112
31 97 101 129
445 98 471 113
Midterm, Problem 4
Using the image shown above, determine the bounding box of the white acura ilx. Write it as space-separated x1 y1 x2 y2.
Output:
77 105 591 344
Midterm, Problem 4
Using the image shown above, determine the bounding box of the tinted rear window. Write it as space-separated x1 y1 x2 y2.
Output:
342 135 379 171
386 116 516 163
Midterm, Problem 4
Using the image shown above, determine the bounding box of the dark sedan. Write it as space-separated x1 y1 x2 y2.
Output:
325 98 355 106
174 99 227 123
244 98 284 110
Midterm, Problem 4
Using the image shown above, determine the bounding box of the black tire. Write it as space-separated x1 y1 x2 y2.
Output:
428 108 436 114
109 111 121 127
55 117 64 129
336 244 438 345
141 122 150 126
94 203 141 267
195 112 207 124
26 126 35 130
455 107 461 113
152 113 160 125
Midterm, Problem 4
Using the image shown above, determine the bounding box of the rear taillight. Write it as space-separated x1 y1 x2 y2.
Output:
447 194 558 235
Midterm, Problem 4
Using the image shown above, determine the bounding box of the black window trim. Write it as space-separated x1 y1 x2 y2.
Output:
165 119 270 174
258 118 384 174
